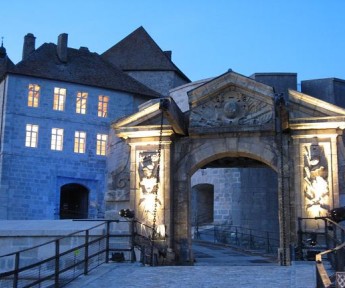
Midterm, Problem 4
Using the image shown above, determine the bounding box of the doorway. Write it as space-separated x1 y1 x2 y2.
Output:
60 183 89 219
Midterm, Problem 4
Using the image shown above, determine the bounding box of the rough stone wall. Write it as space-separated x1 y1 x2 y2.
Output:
126 71 188 96
104 133 131 219
191 167 279 234
0 75 143 219
239 168 279 233
191 168 240 224
301 79 335 105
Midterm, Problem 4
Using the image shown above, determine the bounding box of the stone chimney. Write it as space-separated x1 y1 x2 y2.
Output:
164 50 172 60
22 33 36 60
57 33 68 63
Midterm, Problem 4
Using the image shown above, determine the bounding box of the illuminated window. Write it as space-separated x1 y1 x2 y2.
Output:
76 92 88 114
74 131 86 153
98 95 109 117
96 134 108 156
51 128 64 151
53 87 66 111
25 124 39 147
27 84 40 107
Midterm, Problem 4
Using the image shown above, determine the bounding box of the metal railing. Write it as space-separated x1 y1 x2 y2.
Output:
133 220 168 266
193 223 279 255
0 220 134 288
314 218 345 288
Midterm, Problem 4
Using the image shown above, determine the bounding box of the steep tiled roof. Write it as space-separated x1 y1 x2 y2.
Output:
10 43 160 98
102 26 190 81
0 57 15 80
0 44 15 80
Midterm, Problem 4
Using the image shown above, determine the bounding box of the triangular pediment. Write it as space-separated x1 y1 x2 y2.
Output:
287 89 345 131
187 71 275 134
288 89 345 118
113 97 186 139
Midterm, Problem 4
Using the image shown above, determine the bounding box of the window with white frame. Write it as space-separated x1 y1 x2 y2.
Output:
98 95 109 117
76 92 88 114
74 131 86 153
27 84 40 107
96 134 108 156
25 124 39 147
51 128 64 151
53 87 66 111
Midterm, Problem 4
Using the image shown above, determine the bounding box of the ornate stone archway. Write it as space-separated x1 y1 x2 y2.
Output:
109 71 345 265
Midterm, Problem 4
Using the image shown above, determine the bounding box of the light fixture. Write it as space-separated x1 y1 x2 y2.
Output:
328 206 345 223
118 208 135 219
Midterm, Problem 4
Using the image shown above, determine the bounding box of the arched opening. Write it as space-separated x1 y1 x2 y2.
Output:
191 183 214 226
60 183 89 219
191 156 279 265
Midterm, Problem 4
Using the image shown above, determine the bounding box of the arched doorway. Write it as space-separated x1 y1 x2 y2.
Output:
191 156 279 261
112 70 345 265
191 183 214 226
60 183 89 219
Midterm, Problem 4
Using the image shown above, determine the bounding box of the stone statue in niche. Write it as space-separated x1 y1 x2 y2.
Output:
303 141 330 216
137 151 165 237
190 87 273 127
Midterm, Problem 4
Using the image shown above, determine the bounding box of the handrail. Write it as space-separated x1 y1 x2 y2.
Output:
133 220 168 265
0 220 107 258
193 223 279 255
314 218 345 288
0 219 134 288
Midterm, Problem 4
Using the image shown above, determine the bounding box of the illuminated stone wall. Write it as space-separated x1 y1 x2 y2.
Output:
293 135 340 230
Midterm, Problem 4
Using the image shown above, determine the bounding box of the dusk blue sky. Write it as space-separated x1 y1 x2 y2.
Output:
2 0 344 83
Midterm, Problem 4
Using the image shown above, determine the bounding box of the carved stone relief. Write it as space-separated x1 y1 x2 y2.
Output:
136 150 165 238
190 87 273 127
302 139 330 217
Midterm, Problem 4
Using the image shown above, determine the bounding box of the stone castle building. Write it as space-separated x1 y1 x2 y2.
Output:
1 27 345 264
0 27 188 220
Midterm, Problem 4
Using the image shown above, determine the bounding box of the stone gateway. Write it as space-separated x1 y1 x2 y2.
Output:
112 71 345 266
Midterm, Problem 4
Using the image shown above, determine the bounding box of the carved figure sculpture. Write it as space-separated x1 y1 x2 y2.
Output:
303 140 330 216
137 151 164 237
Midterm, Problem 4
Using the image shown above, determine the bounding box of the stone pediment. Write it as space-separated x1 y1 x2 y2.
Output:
288 89 345 118
287 89 345 131
188 71 275 133
113 97 186 139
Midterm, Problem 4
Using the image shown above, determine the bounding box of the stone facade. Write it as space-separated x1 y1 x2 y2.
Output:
0 74 149 219
127 70 188 96
113 70 345 266
192 167 279 234
1 27 345 267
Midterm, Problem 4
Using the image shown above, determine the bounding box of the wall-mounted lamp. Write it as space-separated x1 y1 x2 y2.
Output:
328 206 345 223
119 208 135 219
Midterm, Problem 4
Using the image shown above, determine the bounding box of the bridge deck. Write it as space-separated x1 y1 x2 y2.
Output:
67 242 316 288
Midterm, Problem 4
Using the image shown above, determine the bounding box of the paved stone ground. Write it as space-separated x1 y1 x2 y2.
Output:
67 242 316 288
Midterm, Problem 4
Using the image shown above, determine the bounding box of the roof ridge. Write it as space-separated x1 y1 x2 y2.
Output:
11 42 160 98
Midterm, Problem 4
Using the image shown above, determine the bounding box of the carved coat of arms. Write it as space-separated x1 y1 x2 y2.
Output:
190 87 273 128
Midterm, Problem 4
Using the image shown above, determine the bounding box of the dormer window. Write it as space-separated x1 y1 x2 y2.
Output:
27 84 40 107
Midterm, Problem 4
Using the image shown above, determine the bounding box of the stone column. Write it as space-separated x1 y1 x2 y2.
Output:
292 133 340 227
128 138 172 247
